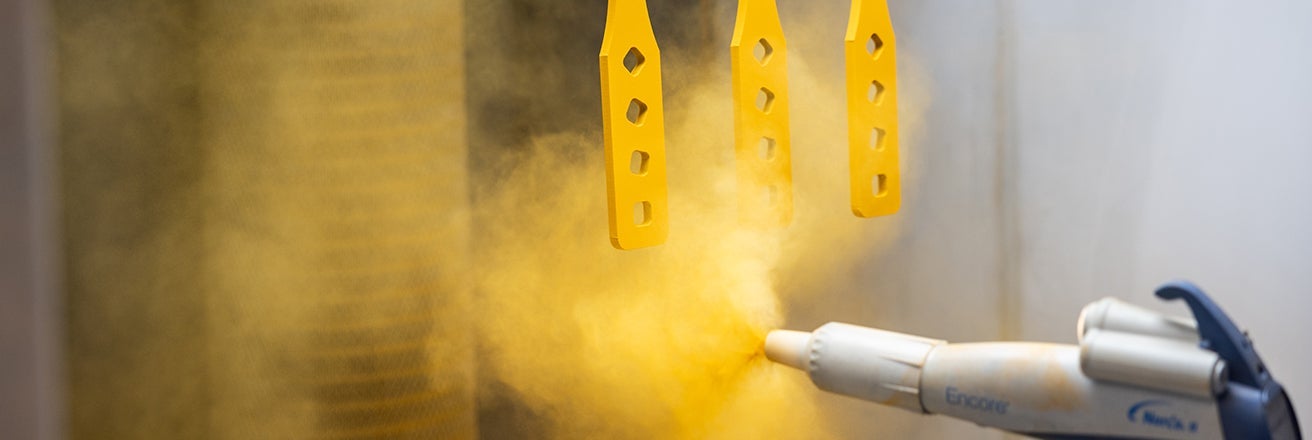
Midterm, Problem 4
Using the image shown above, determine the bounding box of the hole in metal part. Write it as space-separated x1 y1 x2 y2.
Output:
867 80 885 104
753 38 774 65
866 33 884 58
756 88 775 113
626 99 648 125
869 127 885 150
758 137 776 161
633 201 652 226
630 150 649 175
623 47 645 75
873 174 888 197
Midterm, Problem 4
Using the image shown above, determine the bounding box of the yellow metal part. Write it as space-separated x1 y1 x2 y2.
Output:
845 0 900 217
600 0 668 250
731 0 793 228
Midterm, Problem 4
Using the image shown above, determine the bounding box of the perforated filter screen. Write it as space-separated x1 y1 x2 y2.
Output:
56 0 475 438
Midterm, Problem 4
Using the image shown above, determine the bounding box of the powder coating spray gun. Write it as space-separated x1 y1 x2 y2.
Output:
765 281 1302 439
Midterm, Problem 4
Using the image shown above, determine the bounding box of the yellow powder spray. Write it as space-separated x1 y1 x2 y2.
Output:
471 27 929 437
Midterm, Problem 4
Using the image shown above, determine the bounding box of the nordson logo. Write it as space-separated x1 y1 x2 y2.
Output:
945 386 1009 415
1127 400 1199 433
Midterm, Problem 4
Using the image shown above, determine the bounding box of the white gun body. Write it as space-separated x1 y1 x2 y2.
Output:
923 342 1220 438
770 323 1222 439
765 285 1302 440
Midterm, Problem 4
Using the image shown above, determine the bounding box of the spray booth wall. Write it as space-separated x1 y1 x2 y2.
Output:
1000 1 1312 429
2 0 1310 439
53 0 477 438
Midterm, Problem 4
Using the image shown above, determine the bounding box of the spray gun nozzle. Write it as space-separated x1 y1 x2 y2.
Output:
764 330 811 371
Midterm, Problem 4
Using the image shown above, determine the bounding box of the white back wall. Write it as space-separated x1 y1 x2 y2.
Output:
1006 1 1312 426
